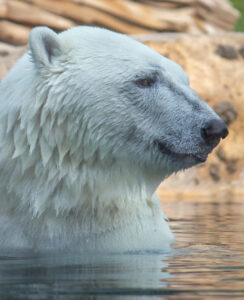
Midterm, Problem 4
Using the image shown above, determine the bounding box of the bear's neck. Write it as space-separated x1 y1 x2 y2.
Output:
1 156 164 238
0 126 163 220
0 103 167 236
0 100 166 217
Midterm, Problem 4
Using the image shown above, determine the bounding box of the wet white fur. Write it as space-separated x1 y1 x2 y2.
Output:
0 26 220 251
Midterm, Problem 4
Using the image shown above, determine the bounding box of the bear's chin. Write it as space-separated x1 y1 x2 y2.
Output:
154 140 210 172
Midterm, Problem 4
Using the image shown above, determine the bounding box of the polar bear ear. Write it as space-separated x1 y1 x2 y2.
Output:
29 27 62 67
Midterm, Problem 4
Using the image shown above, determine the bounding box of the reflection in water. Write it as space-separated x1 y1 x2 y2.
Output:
0 201 243 299
164 201 244 299
0 251 171 298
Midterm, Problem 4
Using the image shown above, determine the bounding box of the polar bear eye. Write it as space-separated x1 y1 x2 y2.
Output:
136 77 157 88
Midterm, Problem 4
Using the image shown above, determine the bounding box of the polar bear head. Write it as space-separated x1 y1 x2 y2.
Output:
27 26 228 183
0 26 229 249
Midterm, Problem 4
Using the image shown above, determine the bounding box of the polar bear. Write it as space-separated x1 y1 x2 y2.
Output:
0 26 228 251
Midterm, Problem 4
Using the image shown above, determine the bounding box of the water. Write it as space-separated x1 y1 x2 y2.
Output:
0 200 243 299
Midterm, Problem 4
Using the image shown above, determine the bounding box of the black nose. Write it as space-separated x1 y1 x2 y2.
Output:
201 119 228 146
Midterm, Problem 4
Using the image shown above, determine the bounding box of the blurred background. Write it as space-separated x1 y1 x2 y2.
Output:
0 0 243 200
0 0 243 44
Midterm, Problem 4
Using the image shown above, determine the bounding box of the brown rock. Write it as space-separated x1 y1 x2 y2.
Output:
215 45 238 60
209 163 220 182
226 159 237 174
0 50 9 57
213 101 237 125
216 146 227 162
239 47 244 58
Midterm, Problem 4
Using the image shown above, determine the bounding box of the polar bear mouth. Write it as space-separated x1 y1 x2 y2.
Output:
156 141 208 163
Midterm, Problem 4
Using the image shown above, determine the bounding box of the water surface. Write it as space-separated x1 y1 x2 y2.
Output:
0 200 243 299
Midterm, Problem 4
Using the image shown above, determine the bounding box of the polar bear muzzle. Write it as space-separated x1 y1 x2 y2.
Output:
155 117 228 165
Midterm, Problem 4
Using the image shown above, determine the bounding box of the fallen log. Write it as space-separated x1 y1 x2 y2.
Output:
0 0 75 30
0 0 240 45
22 0 196 33
0 21 30 45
